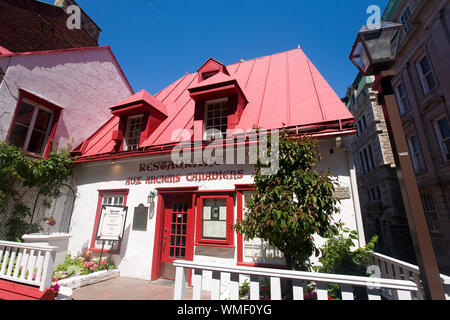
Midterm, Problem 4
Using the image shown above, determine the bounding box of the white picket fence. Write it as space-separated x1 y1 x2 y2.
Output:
369 251 450 300
173 260 418 300
0 240 57 292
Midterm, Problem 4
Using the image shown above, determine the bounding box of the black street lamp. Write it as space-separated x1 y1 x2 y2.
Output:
350 22 402 76
349 22 445 300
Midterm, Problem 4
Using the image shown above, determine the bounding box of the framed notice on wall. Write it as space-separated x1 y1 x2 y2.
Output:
96 205 128 241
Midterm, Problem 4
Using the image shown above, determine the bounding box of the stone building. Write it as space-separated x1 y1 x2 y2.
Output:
382 0 450 274
343 73 416 264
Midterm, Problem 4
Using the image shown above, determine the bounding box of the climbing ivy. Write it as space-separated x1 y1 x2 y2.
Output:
0 142 73 241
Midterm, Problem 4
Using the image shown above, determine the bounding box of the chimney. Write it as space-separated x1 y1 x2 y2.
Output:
54 0 102 42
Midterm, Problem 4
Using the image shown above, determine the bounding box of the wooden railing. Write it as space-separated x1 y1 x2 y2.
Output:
173 260 418 300
0 241 57 292
369 251 450 300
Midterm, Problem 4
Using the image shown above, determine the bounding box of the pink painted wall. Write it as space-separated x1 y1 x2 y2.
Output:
0 47 133 152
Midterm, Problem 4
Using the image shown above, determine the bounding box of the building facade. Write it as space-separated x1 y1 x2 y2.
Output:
66 48 365 290
0 46 133 239
0 0 100 53
383 0 450 274
343 74 416 264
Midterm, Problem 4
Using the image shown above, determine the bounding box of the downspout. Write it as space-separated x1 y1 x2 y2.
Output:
336 136 366 247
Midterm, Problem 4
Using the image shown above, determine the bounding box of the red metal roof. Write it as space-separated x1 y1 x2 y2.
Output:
74 47 355 161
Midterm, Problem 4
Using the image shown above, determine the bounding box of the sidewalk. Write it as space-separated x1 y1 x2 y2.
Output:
71 277 208 300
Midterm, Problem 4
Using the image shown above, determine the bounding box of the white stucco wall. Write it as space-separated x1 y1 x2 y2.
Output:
67 136 363 281
0 48 133 151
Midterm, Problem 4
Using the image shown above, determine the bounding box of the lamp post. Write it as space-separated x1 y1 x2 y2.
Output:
349 22 445 300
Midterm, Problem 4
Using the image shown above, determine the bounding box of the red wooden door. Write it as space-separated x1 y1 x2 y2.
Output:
160 194 194 279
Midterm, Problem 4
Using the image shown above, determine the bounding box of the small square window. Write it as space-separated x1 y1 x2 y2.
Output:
202 198 227 240
204 99 228 140
400 5 412 35
408 135 424 172
395 82 409 114
124 115 143 151
417 55 437 94
202 71 219 81
196 195 233 246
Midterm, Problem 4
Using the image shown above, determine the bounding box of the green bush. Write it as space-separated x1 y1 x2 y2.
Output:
315 229 378 299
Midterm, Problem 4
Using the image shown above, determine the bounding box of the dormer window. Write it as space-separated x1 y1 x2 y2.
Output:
109 90 168 152
124 115 143 151
189 58 248 142
202 71 219 81
204 98 228 140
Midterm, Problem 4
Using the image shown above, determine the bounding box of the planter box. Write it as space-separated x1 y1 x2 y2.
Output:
22 233 72 265
58 269 120 289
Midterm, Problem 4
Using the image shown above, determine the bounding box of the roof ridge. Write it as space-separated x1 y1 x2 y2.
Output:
306 58 326 122
178 47 303 77
226 47 301 68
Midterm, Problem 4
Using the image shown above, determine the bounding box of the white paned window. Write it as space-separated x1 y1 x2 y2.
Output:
395 82 409 115
124 115 143 151
204 99 228 140
202 198 227 240
433 117 450 162
421 193 440 233
417 55 437 94
408 135 424 172
8 100 55 156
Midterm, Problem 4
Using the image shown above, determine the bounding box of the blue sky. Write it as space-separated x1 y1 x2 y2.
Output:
42 0 389 98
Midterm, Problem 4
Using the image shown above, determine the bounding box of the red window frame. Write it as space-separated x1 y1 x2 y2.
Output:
6 89 62 158
195 192 234 247
90 189 129 255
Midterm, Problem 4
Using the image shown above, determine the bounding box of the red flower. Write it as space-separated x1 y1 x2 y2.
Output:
328 296 334 300
263 286 269 291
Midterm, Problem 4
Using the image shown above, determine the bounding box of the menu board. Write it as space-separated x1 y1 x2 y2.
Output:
96 205 128 241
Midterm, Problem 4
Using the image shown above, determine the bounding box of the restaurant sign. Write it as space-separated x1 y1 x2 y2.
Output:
125 161 245 186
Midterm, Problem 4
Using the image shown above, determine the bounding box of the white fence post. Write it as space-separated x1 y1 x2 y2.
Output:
270 277 281 300
40 250 56 291
192 269 203 300
173 266 186 300
210 271 221 300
